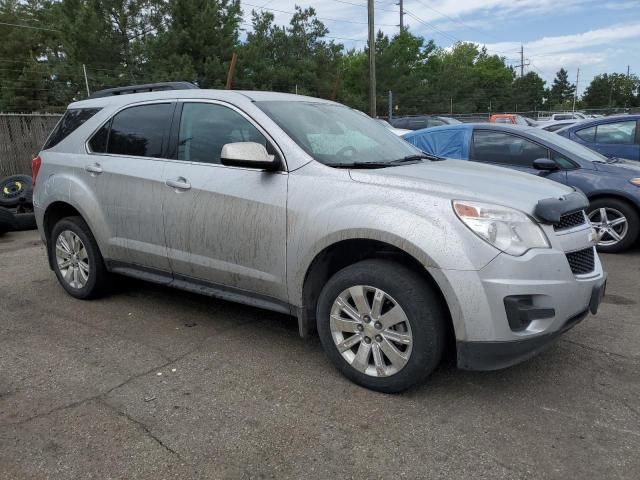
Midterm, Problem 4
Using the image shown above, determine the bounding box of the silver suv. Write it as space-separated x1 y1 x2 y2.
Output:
33 84 607 392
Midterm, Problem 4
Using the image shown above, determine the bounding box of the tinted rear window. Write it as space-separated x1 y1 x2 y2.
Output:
43 108 101 149
107 103 173 157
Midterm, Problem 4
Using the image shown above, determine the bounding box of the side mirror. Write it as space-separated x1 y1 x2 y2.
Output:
220 142 279 171
532 158 559 171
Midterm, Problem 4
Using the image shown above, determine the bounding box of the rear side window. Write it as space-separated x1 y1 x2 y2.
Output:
43 108 101 149
106 103 173 157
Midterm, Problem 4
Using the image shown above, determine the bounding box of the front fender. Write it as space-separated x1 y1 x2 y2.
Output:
286 166 499 306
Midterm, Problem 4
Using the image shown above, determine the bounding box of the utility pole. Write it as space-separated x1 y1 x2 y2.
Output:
398 0 404 32
572 68 579 112
627 65 630 77
82 64 90 97
388 91 393 121
368 0 376 117
514 44 529 77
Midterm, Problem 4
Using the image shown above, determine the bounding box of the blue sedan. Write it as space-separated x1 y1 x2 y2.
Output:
557 114 640 161
404 123 640 252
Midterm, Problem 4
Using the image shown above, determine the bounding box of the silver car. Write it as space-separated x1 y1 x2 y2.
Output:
33 85 607 392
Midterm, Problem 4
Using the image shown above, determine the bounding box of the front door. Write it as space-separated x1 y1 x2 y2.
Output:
470 129 567 183
161 101 288 301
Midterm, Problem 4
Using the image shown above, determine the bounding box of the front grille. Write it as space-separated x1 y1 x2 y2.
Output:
566 247 595 275
554 210 587 231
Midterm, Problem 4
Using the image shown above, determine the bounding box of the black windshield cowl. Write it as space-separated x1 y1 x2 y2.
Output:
326 162 394 169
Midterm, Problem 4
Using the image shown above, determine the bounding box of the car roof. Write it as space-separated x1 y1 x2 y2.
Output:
404 122 541 138
561 114 640 131
68 89 337 109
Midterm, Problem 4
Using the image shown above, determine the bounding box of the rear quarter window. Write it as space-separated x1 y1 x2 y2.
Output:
43 108 102 149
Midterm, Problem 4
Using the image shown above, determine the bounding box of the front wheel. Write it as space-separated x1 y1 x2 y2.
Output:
588 198 639 253
316 259 446 393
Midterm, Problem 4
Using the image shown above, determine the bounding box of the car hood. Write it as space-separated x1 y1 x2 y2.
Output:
593 158 640 175
349 159 574 216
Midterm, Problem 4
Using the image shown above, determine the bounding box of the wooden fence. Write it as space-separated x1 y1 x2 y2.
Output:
0 114 61 178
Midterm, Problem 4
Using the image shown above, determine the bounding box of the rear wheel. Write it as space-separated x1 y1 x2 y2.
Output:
588 198 639 253
316 259 446 393
50 216 108 299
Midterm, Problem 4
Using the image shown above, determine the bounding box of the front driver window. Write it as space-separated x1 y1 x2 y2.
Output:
472 130 549 167
178 103 267 164
595 121 637 145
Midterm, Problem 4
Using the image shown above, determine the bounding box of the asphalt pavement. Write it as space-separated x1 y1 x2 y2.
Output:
1 230 638 479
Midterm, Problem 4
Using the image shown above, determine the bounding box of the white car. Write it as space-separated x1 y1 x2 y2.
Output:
376 119 411 136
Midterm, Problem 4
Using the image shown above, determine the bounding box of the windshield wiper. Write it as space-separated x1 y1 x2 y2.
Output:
390 153 445 163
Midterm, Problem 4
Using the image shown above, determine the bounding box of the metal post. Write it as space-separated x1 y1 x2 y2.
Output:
399 0 404 32
520 45 524 78
388 91 393 121
82 64 90 97
368 0 376 117
572 68 579 112
450 97 452 115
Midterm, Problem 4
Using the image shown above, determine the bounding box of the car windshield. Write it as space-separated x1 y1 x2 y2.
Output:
256 101 421 167
531 128 609 162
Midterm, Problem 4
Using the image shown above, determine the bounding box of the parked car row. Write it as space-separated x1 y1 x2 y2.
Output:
31 83 607 393
404 122 640 252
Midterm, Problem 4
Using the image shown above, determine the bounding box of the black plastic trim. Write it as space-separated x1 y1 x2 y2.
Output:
105 260 292 316
534 191 589 224
457 309 589 371
504 295 555 332
89 82 198 99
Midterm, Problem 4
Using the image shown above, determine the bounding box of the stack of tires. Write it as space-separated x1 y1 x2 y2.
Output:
0 175 37 235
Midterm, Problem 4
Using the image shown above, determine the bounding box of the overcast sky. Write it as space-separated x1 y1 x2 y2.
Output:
240 0 640 94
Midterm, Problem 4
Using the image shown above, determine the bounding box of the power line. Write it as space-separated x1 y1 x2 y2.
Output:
0 21 59 32
242 1 397 27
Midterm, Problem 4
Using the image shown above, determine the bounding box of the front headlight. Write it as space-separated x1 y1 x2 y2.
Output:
630 178 640 187
453 200 550 256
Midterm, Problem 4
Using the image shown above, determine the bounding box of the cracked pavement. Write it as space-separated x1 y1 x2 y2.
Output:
1 230 639 479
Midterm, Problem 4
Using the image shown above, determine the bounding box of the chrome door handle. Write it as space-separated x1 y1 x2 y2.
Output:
165 177 191 190
85 163 103 175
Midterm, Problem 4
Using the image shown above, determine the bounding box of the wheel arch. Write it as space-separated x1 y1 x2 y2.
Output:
297 238 455 351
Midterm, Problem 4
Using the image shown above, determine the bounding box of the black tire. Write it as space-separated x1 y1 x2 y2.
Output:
0 175 32 208
588 198 640 253
13 212 37 231
18 188 33 207
0 206 15 234
50 216 108 299
316 259 446 393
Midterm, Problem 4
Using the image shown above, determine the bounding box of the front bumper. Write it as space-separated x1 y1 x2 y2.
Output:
456 274 606 370
428 234 607 370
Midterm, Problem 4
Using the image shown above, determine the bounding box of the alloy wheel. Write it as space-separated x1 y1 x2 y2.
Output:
588 207 628 247
55 230 90 289
329 285 413 377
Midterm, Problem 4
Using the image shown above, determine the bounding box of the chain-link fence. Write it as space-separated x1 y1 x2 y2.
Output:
0 114 61 177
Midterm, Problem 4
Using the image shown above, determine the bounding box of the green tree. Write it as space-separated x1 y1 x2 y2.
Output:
512 71 545 111
547 68 576 109
582 73 639 109
147 0 242 87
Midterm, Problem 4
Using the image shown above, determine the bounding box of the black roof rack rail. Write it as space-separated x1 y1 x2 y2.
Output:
88 81 199 99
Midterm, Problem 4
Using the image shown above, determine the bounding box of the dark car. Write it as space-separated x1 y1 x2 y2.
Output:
404 123 640 252
390 115 461 130
557 115 640 160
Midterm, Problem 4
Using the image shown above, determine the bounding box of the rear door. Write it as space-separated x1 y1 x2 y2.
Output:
469 129 567 183
86 101 174 271
161 100 288 301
